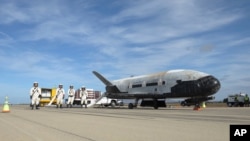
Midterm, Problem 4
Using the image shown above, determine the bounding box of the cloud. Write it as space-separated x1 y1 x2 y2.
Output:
0 32 13 47
1 0 243 53
0 49 80 82
0 0 68 24
0 2 29 24
105 0 242 44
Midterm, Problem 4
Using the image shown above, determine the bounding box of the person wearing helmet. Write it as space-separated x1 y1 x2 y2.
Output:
29 82 41 110
67 85 75 108
56 84 65 108
80 86 88 108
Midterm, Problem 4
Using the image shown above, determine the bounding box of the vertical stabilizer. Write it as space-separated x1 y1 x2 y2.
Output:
92 71 113 86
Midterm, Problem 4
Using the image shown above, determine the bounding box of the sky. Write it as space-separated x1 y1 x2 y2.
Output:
0 0 249 104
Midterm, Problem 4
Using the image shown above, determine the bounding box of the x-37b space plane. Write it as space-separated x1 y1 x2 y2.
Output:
93 70 220 109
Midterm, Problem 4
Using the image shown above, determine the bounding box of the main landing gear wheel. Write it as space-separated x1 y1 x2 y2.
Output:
154 105 158 109
128 103 134 109
153 99 159 109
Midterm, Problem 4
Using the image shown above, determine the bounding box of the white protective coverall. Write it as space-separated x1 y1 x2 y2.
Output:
30 86 41 109
56 87 65 108
80 88 88 108
67 88 75 106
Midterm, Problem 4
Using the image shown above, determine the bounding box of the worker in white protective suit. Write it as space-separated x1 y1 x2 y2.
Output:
67 85 75 108
80 86 88 108
56 84 65 108
30 82 41 110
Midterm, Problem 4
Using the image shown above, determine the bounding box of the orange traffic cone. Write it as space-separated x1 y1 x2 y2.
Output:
2 96 10 113
193 104 201 111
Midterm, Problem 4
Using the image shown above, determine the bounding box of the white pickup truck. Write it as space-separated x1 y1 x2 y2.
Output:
227 93 246 107
95 96 123 107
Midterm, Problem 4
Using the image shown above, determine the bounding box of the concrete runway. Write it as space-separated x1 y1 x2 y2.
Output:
0 105 250 141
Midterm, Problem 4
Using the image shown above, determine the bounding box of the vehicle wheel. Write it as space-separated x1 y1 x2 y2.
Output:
154 105 158 109
128 103 134 109
239 103 244 107
111 101 116 108
227 103 232 107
